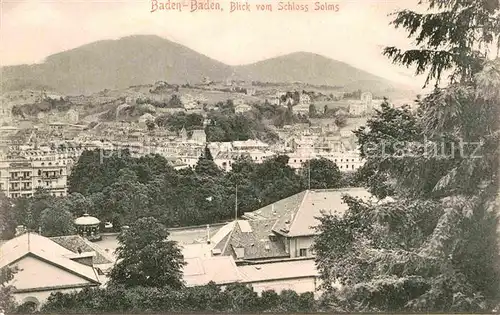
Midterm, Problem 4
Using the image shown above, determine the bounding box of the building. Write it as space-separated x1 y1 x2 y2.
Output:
190 129 207 144
74 214 102 241
298 93 311 105
237 259 320 295
0 232 101 311
0 153 69 199
211 188 373 261
235 103 252 114
292 103 310 116
184 256 242 287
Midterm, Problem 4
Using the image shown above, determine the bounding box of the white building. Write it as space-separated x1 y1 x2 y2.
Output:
0 152 69 198
0 232 101 311
235 103 252 114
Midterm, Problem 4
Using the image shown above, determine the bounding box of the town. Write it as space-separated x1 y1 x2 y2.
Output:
1 0 499 313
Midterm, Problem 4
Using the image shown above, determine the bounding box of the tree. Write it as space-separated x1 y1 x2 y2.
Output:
167 94 183 108
109 217 185 289
384 0 500 87
308 104 317 118
195 147 221 177
0 266 18 313
146 120 156 131
301 158 342 189
334 112 347 128
224 283 260 312
40 204 76 237
0 192 15 239
315 0 500 312
95 169 152 228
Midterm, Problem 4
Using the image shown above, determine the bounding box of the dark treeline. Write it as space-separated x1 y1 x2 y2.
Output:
0 148 353 239
40 283 320 313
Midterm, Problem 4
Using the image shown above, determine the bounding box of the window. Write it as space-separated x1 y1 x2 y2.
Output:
352 165 355 169
299 249 307 257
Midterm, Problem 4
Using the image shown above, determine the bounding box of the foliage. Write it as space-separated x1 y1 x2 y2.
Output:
155 112 204 131
4 152 350 238
41 282 318 313
0 192 15 239
316 32 500 314
384 0 500 87
301 158 342 189
40 204 76 237
0 266 18 313
205 110 278 143
109 217 185 289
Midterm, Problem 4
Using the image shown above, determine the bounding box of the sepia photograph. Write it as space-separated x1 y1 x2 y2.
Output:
0 0 499 313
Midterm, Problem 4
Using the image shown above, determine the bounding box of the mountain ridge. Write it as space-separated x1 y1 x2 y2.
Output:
1 35 413 95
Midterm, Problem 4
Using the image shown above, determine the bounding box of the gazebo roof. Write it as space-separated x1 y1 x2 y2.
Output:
74 214 100 226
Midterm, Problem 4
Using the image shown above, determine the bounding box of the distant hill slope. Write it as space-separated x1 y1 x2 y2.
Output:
233 52 399 91
1 35 234 95
1 35 410 95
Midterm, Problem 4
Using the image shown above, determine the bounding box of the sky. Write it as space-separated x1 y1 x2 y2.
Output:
0 0 429 89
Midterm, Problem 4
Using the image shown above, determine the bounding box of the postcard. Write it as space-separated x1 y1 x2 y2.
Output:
1 0 499 313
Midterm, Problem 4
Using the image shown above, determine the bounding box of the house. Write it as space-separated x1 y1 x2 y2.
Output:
0 232 101 310
235 103 252 114
292 104 310 116
209 220 290 261
299 93 311 105
209 188 373 261
190 129 207 144
245 88 256 96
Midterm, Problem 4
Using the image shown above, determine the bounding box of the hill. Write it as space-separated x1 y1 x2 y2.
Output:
1 35 234 95
233 52 400 92
1 35 412 95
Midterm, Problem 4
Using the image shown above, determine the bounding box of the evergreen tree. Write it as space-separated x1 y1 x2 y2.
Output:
315 0 500 312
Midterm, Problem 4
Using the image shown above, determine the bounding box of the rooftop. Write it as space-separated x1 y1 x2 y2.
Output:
238 258 319 283
50 234 115 265
74 214 100 226
244 188 374 237
0 232 100 284
184 256 242 287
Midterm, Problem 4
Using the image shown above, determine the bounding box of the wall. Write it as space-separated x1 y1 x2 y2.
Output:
289 236 314 258
11 255 93 291
14 287 87 310
247 276 318 295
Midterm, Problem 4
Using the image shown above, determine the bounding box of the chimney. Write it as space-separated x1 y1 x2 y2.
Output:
234 246 245 259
